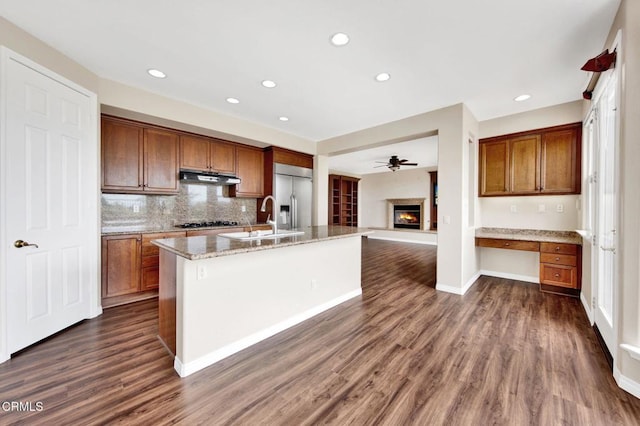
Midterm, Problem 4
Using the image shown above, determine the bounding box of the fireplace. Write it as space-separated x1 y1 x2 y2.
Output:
393 205 421 229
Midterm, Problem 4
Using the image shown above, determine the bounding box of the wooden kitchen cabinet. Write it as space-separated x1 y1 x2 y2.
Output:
479 139 509 196
141 231 186 291
144 128 180 193
479 122 581 196
329 174 359 227
101 234 141 299
101 116 179 194
539 242 581 291
101 118 144 192
102 231 187 306
180 135 237 175
230 145 264 197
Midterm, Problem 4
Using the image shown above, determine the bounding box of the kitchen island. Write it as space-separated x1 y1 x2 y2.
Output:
152 225 371 377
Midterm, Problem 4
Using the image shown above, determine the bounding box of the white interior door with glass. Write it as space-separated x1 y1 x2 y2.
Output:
0 49 99 361
585 37 620 360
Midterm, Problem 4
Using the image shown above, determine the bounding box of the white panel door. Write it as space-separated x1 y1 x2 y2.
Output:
594 71 618 356
3 53 97 354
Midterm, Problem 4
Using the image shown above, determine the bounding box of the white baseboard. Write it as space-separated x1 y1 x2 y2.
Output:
580 292 594 325
614 366 640 399
174 289 363 377
435 271 482 296
367 235 437 246
479 269 538 284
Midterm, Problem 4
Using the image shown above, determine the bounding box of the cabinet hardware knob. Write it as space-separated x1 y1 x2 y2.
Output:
555 257 560 261
555 247 560 251
505 243 510 246
554 273 560 278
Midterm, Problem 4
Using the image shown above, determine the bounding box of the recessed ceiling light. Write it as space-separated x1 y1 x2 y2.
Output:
330 33 350 46
147 69 166 79
514 94 531 102
375 72 391 82
279 116 289 122
226 97 240 104
262 80 277 88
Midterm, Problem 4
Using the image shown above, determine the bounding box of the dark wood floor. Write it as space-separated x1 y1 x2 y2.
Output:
1 238 639 425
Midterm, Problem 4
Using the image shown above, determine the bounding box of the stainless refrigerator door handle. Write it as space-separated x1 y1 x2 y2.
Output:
292 195 297 228
290 194 295 228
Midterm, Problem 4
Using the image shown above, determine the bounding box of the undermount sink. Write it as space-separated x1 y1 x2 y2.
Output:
218 229 305 241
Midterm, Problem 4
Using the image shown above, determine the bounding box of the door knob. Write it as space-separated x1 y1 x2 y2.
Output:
14 240 39 249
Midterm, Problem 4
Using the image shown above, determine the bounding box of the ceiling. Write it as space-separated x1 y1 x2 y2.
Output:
0 1 619 143
329 136 438 175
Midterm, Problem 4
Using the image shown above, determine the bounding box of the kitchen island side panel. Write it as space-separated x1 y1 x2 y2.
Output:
158 250 177 355
174 235 362 376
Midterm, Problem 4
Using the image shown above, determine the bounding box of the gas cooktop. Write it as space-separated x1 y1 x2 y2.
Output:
176 221 239 229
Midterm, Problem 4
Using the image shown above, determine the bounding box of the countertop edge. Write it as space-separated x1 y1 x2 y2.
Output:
475 227 582 245
152 228 373 260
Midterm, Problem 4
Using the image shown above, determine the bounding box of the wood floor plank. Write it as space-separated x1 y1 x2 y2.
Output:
1 238 639 425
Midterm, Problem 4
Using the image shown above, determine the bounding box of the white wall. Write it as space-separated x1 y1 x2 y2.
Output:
318 104 479 294
480 195 581 230
359 167 433 228
602 0 640 395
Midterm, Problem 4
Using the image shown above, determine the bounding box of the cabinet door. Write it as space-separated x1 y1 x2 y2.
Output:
231 146 264 197
180 135 210 172
101 118 143 191
211 140 236 175
101 234 141 298
479 140 509 196
510 134 540 194
541 127 579 193
144 128 180 193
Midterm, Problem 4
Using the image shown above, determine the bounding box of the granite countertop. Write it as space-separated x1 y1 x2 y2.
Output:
475 227 582 245
151 225 373 260
101 223 262 236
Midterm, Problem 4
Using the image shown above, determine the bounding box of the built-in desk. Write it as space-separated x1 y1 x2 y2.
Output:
475 228 582 296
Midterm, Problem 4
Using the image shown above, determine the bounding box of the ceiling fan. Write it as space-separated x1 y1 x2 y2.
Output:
375 155 418 172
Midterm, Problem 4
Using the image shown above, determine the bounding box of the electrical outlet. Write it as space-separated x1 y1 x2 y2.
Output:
133 204 140 213
510 205 517 213
241 205 246 212
556 204 564 213
311 279 318 290
538 204 546 213
197 265 207 280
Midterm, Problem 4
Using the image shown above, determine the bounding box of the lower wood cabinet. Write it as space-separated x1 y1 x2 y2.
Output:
102 231 185 307
476 237 582 294
102 234 141 299
539 242 581 290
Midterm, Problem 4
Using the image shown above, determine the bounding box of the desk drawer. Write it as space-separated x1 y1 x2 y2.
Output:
476 238 539 252
540 242 578 255
540 263 578 288
540 253 577 267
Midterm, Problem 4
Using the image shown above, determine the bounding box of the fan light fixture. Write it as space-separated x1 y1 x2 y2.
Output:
375 155 418 172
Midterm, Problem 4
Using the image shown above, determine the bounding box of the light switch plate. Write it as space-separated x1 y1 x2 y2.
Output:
556 204 564 213
538 204 546 213
510 205 517 213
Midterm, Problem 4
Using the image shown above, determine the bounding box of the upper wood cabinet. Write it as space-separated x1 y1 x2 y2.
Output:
479 122 581 197
180 135 236 175
144 128 180 193
230 146 264 198
101 118 143 192
101 116 179 194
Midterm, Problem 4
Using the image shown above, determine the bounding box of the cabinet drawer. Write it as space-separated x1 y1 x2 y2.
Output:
476 238 539 252
540 253 577 266
142 255 159 268
540 242 577 255
540 263 578 288
142 231 186 257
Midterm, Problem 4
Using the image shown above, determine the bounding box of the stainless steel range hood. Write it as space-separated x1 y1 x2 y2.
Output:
180 170 241 185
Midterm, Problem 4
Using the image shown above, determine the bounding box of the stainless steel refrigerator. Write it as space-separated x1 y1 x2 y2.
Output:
274 163 313 230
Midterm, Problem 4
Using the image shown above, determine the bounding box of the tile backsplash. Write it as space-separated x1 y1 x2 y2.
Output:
102 183 257 228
